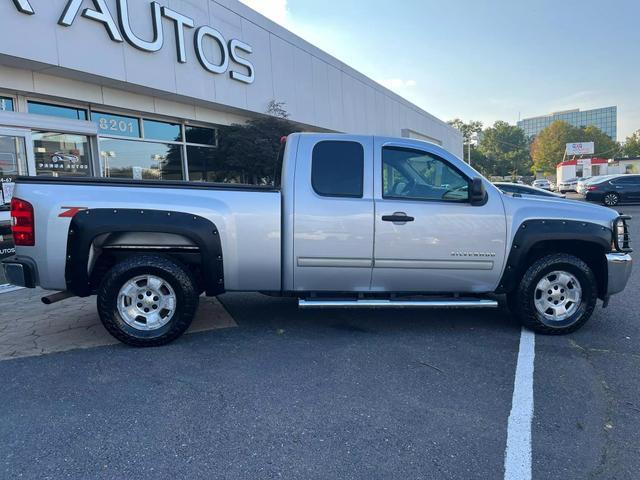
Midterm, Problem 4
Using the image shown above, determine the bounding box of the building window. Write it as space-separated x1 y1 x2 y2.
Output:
28 101 87 121
311 141 364 198
92 111 141 138
186 146 218 182
33 132 92 177
185 126 217 146
184 126 221 182
143 119 182 142
100 138 183 181
0 97 14 112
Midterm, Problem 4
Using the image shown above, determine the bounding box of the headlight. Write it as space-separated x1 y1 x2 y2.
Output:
613 216 631 252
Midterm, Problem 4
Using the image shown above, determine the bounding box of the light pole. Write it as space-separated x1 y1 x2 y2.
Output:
467 133 478 166
100 151 116 177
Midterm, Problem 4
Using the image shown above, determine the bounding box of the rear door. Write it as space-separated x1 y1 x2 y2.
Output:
371 139 507 293
292 136 374 291
625 175 640 201
612 175 640 202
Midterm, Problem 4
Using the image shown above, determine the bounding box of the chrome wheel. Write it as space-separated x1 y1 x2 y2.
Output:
117 275 176 331
534 271 582 323
604 193 619 206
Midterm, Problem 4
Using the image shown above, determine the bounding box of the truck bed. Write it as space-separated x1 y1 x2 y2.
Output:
11 176 282 292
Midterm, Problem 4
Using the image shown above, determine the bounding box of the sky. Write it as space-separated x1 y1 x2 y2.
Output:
239 0 640 141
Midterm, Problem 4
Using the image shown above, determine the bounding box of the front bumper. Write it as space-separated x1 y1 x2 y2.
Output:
606 252 633 297
1 256 37 288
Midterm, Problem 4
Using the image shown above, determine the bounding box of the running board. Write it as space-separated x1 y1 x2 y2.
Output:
298 298 498 309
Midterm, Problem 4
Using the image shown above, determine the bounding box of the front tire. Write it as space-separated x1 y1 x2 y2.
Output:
508 253 597 335
97 254 199 347
603 192 620 206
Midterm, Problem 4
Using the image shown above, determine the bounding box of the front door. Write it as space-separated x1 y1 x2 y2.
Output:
371 140 507 293
292 135 374 292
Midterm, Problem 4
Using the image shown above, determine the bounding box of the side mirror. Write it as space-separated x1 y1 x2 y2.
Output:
470 177 487 206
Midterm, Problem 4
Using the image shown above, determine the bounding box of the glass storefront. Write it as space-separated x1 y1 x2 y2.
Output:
33 131 92 177
100 138 183 180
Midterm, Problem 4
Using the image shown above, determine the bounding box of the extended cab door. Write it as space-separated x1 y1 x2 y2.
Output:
371 139 507 293
291 135 374 291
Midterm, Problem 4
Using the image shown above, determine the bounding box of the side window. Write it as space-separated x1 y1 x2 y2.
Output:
614 176 637 185
382 147 469 202
312 141 364 198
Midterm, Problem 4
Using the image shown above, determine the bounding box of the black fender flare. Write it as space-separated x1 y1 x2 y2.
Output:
496 219 612 293
65 208 224 297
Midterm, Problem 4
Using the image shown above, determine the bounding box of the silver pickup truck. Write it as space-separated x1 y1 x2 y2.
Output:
2 133 633 346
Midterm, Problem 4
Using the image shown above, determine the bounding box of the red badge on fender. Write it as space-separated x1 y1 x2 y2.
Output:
59 207 87 218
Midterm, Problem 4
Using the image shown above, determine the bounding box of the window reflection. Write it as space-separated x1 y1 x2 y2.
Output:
143 119 182 142
28 101 87 121
0 97 14 112
33 132 91 177
185 126 216 146
100 138 183 180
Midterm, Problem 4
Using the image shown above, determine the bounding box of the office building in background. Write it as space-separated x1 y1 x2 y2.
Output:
517 106 617 140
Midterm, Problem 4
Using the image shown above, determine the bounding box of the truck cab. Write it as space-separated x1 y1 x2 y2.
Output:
282 134 506 294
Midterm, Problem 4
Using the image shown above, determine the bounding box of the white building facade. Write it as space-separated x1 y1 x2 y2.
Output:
0 0 461 198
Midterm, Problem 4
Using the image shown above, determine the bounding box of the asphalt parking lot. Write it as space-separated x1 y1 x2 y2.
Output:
0 204 638 480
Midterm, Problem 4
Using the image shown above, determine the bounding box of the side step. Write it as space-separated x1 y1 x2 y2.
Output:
298 298 498 309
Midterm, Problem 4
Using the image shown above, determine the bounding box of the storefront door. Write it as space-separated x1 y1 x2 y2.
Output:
0 128 34 283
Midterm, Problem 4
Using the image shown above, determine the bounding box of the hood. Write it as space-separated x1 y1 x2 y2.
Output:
500 192 619 230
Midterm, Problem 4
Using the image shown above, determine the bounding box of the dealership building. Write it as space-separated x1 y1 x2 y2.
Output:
0 0 461 187
0 0 461 279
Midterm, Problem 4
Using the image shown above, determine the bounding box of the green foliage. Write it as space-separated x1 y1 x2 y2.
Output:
531 120 621 174
447 118 483 143
179 101 298 185
581 125 620 158
622 130 640 157
530 121 576 174
477 121 531 177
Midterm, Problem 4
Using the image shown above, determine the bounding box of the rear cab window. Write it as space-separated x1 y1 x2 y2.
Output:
311 141 364 198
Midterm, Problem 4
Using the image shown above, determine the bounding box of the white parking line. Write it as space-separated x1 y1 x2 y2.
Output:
504 327 536 480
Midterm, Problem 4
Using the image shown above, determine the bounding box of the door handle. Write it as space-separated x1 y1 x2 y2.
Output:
382 212 415 223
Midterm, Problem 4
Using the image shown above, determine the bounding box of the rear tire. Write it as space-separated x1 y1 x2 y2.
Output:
508 253 597 335
603 192 619 206
97 254 199 347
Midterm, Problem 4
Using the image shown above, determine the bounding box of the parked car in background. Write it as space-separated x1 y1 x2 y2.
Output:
576 177 592 194
585 174 640 206
495 182 566 198
577 175 616 195
532 179 551 190
558 178 579 193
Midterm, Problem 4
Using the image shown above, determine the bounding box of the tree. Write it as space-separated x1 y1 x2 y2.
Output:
213 101 298 185
266 100 290 119
581 125 620 158
477 121 531 177
530 121 579 174
622 130 640 157
531 120 621 174
447 118 483 143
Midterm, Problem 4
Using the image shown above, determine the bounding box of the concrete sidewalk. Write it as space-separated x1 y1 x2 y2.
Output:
0 287 236 360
